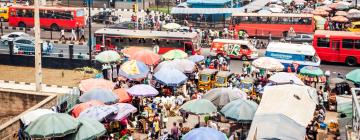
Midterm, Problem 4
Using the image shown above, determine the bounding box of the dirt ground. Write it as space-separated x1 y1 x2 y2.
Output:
0 65 96 87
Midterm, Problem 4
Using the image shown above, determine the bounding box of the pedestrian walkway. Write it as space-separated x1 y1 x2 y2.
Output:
0 80 74 94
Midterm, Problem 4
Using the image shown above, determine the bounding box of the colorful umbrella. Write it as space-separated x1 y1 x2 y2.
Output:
172 59 196 73
269 72 305 85
79 88 118 103
130 50 161 65
113 88 132 103
315 6 331 11
180 99 217 115
162 49 188 60
335 11 347 16
95 50 122 63
79 105 118 121
21 109 55 126
330 2 349 10
252 57 284 71
258 9 272 14
121 47 144 57
72 100 105 117
188 55 205 63
154 60 178 73
301 7 314 13
220 99 258 122
110 103 137 121
64 118 106 140
163 23 181 30
312 9 329 16
154 68 188 87
119 60 149 79
203 88 247 108
346 69 360 84
331 16 349 22
183 127 227 140
25 113 80 138
127 84 159 97
79 78 114 92
299 66 324 77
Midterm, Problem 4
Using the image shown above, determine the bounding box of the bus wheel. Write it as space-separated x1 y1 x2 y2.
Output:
241 55 248 61
346 57 357 66
51 24 59 31
18 22 26 28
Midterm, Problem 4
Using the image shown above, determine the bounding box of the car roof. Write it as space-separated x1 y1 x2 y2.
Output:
9 32 26 35
14 36 34 41
266 42 316 56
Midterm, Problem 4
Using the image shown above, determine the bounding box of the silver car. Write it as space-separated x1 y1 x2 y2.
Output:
1 32 30 45
13 37 53 55
285 34 313 43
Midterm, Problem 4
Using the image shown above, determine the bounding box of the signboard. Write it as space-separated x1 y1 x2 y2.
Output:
223 43 240 56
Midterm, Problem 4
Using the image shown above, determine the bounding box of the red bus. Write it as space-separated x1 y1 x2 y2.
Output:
8 6 85 30
94 28 200 55
313 30 360 66
231 13 315 38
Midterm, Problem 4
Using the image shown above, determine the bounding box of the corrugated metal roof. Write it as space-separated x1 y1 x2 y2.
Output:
187 0 231 4
171 7 243 14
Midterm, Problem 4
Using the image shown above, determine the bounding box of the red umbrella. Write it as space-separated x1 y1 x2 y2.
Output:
130 50 161 65
113 88 132 103
121 47 144 57
71 100 104 117
79 78 114 92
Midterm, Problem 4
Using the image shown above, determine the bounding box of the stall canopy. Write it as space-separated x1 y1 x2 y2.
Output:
171 7 244 14
247 85 316 140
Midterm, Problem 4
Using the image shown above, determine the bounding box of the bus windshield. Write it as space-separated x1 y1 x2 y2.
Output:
76 9 84 17
200 74 209 82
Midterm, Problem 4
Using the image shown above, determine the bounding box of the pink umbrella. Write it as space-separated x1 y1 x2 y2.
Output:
79 78 114 92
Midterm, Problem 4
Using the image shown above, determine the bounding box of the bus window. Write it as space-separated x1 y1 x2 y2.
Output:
331 40 340 50
317 38 330 48
241 45 249 50
185 43 192 54
342 39 354 49
355 40 360 49
95 36 103 44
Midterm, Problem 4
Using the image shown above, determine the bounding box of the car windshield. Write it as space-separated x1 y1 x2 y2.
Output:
76 9 84 17
200 74 209 82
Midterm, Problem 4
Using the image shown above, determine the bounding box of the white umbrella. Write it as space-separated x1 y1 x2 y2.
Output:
258 9 272 14
269 7 283 13
269 72 305 85
322 0 332 5
163 23 181 30
20 109 55 126
252 57 284 71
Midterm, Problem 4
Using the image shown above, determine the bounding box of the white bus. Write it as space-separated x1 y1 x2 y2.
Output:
265 42 321 71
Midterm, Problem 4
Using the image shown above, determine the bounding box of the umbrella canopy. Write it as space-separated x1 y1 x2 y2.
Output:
330 77 346 84
25 113 80 138
163 23 181 30
110 103 137 121
269 7 283 13
72 100 105 117
21 109 55 126
119 60 149 79
188 55 205 63
316 6 332 11
252 57 284 71
347 12 360 19
330 2 349 10
294 0 305 5
79 78 114 92
162 49 188 60
121 47 144 57
172 59 196 73
183 127 227 140
349 9 360 14
258 9 272 14
180 99 217 115
65 118 106 140
299 66 324 77
203 88 247 108
127 84 159 97
301 7 314 13
130 50 161 65
331 16 349 23
95 50 121 63
154 60 178 73
154 68 188 87
322 0 332 5
79 105 118 121
346 69 360 84
79 88 118 103
269 72 305 85
220 99 258 121
312 9 329 16
335 11 347 16
113 88 132 103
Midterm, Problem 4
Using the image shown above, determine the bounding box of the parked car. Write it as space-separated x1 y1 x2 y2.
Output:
108 21 137 29
92 11 118 24
13 37 53 55
285 34 313 43
1 32 30 45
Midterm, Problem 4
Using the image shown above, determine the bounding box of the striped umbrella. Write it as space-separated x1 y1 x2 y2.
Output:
119 60 149 79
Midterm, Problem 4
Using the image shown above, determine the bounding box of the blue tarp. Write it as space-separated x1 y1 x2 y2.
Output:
186 0 231 5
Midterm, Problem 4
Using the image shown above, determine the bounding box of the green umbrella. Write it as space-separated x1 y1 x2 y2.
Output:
25 113 80 138
180 99 217 115
65 118 106 140
299 66 324 77
95 50 122 63
346 69 360 84
220 99 258 122
162 49 188 60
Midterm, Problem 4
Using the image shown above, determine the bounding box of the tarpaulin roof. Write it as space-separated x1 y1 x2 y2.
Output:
187 0 231 5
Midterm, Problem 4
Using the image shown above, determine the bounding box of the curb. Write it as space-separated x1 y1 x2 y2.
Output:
0 80 74 89
45 40 85 45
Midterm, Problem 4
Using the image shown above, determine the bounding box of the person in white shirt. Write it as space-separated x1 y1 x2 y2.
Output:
208 120 218 130
71 28 77 41
59 29 66 41
323 90 329 110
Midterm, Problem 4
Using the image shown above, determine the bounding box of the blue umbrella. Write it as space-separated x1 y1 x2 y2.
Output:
118 60 149 79
110 103 137 121
183 127 227 140
127 84 159 97
188 55 205 63
78 105 118 121
79 88 118 103
220 99 258 122
154 68 188 86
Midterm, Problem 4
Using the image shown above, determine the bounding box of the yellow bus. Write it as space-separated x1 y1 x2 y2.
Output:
0 7 9 21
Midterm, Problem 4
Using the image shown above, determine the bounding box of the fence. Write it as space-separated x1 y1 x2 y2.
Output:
351 88 360 140
56 87 80 113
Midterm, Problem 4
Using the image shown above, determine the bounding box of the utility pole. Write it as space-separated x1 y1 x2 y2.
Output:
34 0 42 92
88 0 92 63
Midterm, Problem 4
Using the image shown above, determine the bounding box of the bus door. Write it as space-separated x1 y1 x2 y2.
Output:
184 42 193 55
105 37 115 50
330 39 341 62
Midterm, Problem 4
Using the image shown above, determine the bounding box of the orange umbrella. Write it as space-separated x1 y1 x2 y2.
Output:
71 100 104 117
121 47 144 57
113 88 132 103
331 16 349 22
79 78 114 92
130 50 161 65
